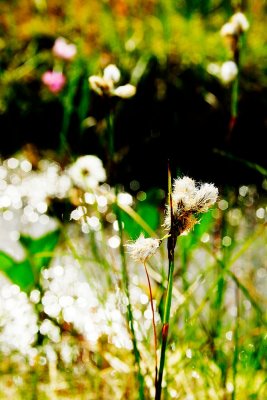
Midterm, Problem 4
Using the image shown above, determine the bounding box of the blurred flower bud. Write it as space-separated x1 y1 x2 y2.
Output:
113 84 136 98
220 22 238 37
103 64 121 83
231 12 249 34
52 37 77 61
41 71 66 93
220 61 238 84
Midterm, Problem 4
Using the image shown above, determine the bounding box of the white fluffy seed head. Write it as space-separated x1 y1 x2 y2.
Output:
126 234 161 263
194 183 219 212
163 176 218 233
231 12 249 33
172 177 197 211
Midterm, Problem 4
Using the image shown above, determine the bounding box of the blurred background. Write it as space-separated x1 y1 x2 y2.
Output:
1 2 267 399
1 0 267 190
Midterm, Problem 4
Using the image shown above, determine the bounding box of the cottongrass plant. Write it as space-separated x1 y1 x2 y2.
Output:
126 234 164 389
127 170 218 399
220 10 249 133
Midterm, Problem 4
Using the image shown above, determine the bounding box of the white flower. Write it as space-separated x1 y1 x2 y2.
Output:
113 84 136 98
68 155 106 190
220 22 238 37
220 61 238 83
231 12 249 33
103 64 121 83
89 64 136 98
126 234 161 263
88 75 113 96
164 176 218 234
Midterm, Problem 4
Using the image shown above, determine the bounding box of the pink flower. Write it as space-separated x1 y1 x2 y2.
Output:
42 71 66 93
52 37 77 61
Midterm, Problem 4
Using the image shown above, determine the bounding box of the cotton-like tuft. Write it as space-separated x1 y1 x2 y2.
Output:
163 176 218 234
126 234 161 263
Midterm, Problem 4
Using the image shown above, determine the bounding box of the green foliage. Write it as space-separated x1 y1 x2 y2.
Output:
0 2 267 397
0 229 60 292
0 252 34 292
19 229 60 272
179 209 214 252
120 190 161 239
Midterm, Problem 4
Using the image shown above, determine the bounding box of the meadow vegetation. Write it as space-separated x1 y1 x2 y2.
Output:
0 1 267 399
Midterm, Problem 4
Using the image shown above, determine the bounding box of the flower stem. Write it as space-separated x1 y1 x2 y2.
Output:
106 113 115 182
232 284 240 400
106 113 114 158
155 237 176 400
229 68 239 134
144 261 158 388
156 162 177 400
116 199 145 399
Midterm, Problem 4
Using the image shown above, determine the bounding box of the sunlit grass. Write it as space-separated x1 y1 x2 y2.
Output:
0 2 267 399
0 151 266 399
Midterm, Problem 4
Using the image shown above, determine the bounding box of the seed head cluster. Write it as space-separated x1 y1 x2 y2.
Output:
164 177 218 235
126 234 161 263
127 176 218 263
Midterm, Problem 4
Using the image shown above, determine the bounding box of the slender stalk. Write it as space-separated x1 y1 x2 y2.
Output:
116 202 145 399
59 68 80 154
156 163 177 400
155 239 176 400
232 284 240 400
105 113 115 182
230 76 239 124
106 113 114 158
144 261 158 388
229 27 245 134
231 34 240 124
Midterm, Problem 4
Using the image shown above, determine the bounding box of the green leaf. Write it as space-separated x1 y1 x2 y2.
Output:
179 209 214 252
5 259 35 292
0 251 35 292
0 251 15 271
120 200 160 239
20 229 60 271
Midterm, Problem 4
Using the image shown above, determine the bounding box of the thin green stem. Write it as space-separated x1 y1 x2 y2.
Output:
231 75 239 120
155 238 176 400
155 161 176 400
106 113 114 159
116 201 145 399
229 28 242 133
232 284 239 400
144 261 158 388
106 113 115 182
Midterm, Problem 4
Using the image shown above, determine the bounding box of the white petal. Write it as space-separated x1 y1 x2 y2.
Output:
113 84 136 98
103 64 121 83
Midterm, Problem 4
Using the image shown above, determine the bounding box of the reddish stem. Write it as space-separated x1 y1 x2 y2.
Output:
144 261 158 388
